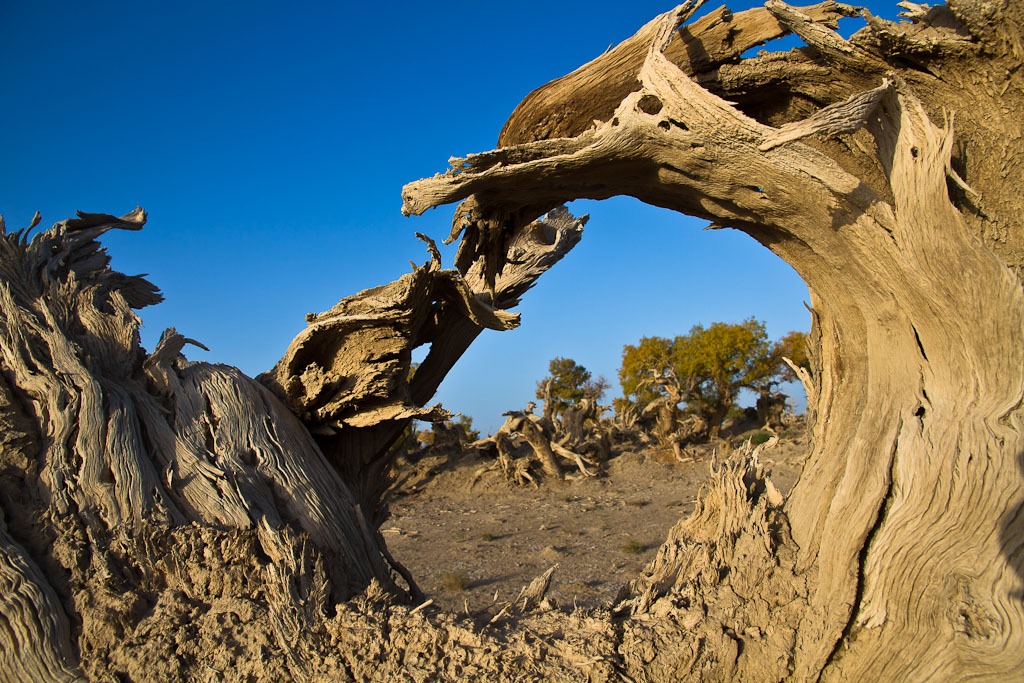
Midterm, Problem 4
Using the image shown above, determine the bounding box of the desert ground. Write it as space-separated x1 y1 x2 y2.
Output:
384 421 809 617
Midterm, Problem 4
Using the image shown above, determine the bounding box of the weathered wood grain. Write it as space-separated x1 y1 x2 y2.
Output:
403 1 1024 679
3 1 1022 680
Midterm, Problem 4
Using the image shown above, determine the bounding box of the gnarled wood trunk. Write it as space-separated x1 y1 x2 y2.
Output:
3 1 1022 680
0 211 396 679
403 0 1024 678
0 207 584 679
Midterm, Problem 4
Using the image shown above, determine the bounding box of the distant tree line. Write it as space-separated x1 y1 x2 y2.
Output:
396 320 809 485
539 318 808 442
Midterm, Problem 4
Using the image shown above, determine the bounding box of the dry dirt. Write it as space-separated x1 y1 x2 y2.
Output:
384 423 809 616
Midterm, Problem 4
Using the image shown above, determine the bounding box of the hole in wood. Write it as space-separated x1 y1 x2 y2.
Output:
637 94 664 115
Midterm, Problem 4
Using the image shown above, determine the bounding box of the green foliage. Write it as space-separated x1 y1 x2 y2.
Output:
536 357 606 415
611 396 636 417
619 337 674 407
455 414 480 442
619 318 793 435
772 330 810 383
675 319 774 422
749 430 772 445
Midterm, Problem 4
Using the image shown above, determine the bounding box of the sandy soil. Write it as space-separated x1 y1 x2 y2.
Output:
384 424 809 615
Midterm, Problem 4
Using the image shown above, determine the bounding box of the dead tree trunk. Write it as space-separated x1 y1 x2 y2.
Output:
517 417 564 480
0 208 584 679
403 1 1024 678
3 2 1023 681
259 211 583 525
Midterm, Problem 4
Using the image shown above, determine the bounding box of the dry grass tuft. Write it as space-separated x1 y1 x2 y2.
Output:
438 571 470 591
621 539 646 555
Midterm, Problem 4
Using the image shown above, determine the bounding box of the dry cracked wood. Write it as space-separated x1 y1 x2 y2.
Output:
0 211 392 677
403 1 1024 679
260 207 584 524
0 205 583 678
3 1 1023 680
0 200 587 673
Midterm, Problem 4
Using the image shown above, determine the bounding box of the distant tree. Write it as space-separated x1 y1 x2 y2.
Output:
673 319 774 435
618 337 675 409
455 414 480 442
772 330 809 383
619 319 777 437
535 356 606 416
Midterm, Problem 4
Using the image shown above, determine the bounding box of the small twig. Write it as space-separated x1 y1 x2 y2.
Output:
409 598 433 615
486 602 513 627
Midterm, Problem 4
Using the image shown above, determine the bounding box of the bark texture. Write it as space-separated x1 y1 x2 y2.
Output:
0 205 584 680
0 211 396 679
403 0 1024 679
3 1 1023 680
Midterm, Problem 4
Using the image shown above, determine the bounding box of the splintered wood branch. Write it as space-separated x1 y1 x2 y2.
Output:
765 0 861 60
261 207 584 523
856 3 980 58
403 9 890 274
550 442 599 478
497 1 859 146
405 206 584 411
758 78 892 150
260 244 517 433
783 355 817 407
516 564 559 612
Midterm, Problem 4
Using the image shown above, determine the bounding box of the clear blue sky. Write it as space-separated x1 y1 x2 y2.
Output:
1 1 897 432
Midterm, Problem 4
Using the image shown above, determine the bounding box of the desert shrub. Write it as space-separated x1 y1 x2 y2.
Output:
438 571 470 591
621 539 646 555
749 431 772 446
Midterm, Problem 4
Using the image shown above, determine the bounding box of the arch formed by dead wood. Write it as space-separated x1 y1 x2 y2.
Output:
2 1 1023 680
